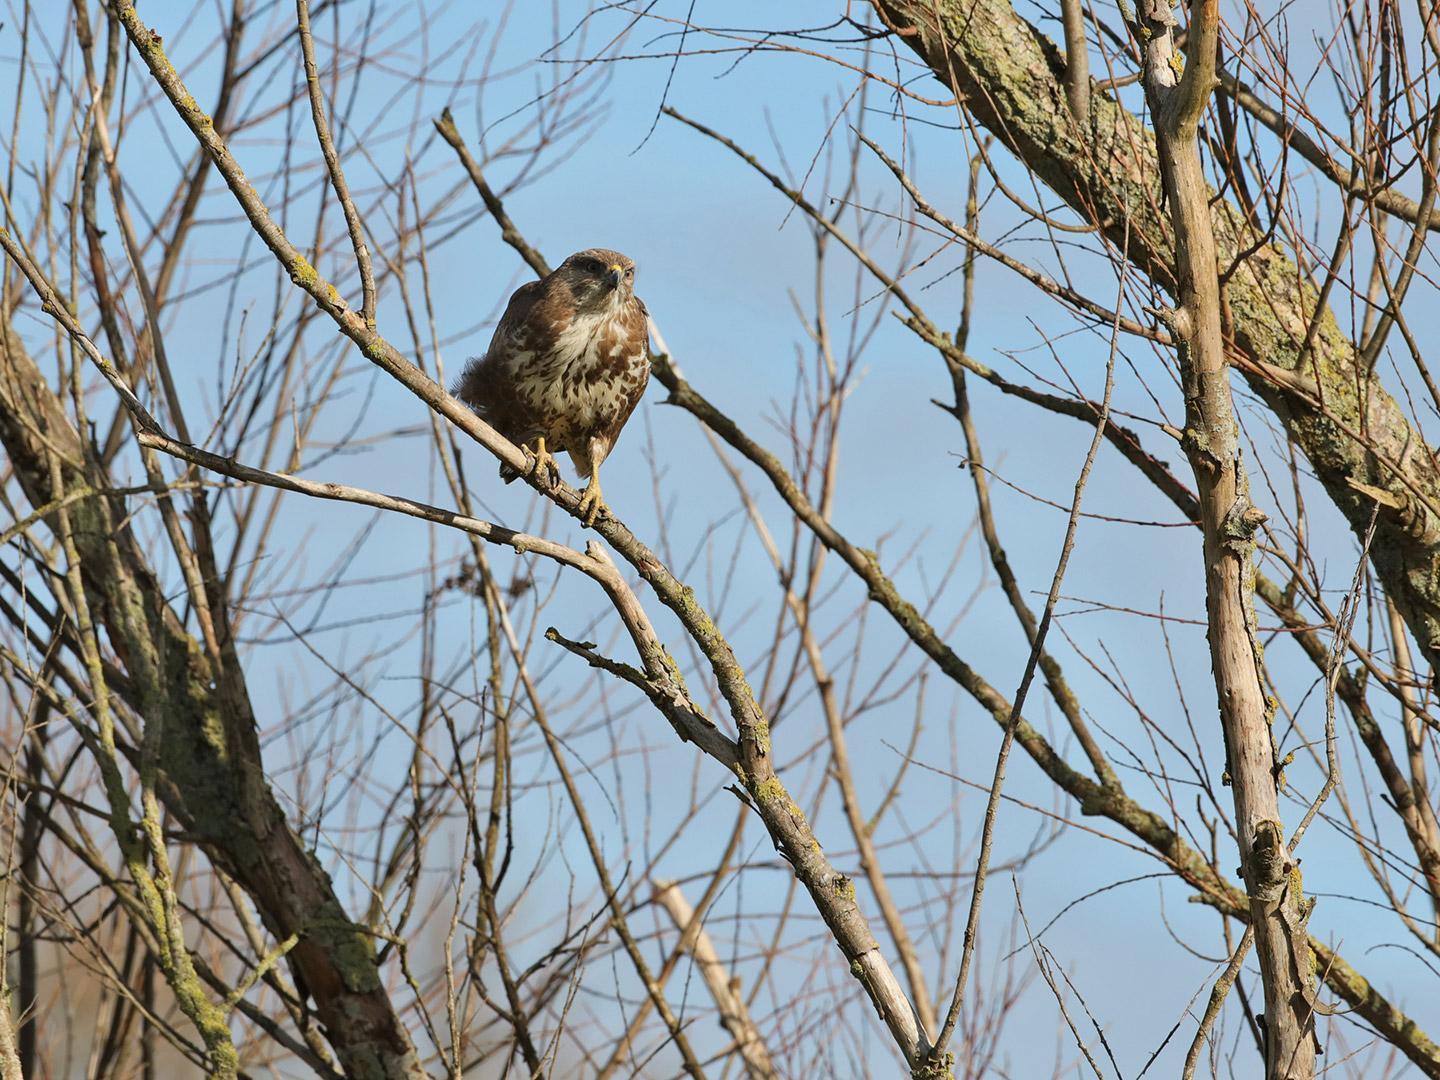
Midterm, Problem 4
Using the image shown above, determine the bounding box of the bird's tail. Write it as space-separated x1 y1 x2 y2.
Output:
451 358 519 483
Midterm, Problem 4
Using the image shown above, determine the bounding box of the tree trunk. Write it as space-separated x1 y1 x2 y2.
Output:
870 0 1440 678
871 1 1324 1073
0 328 425 1080
1132 1 1316 1074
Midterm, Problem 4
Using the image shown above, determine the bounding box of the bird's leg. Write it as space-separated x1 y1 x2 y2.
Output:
524 437 560 487
576 467 607 527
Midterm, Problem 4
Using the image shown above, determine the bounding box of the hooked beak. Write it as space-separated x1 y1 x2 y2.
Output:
606 264 624 290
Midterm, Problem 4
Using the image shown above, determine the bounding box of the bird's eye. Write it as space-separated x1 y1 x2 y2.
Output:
624 267 634 278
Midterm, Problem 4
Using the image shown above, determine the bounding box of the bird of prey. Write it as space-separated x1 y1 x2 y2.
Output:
454 248 650 526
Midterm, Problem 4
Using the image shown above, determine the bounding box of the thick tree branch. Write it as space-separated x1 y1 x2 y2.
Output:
104 8 935 1067
1133 0 1314 1070
869 0 1440 680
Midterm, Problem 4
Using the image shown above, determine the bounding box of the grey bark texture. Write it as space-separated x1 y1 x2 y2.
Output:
867 1 1438 1075
0 326 424 1080
870 0 1440 677
1128 1 1317 1073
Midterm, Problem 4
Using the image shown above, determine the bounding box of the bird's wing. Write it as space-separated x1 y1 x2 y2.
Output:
452 279 545 409
602 297 653 447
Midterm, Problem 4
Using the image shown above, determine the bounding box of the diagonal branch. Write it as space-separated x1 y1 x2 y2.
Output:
296 0 376 328
870 0 1440 682
104 7 937 1067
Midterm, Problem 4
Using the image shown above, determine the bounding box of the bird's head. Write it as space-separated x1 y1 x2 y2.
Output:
559 248 636 312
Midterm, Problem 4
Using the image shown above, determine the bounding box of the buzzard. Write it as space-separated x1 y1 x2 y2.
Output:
455 248 650 526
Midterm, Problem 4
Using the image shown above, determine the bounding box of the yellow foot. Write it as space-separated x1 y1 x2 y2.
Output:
577 476 607 527
525 437 560 487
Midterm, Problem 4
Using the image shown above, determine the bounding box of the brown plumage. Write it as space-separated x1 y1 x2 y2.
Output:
454 248 650 526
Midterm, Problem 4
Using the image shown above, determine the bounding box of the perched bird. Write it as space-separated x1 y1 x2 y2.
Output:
454 248 650 526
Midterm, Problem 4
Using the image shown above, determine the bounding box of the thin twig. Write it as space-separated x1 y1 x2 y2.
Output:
1182 926 1254 1079
1289 510 1377 853
653 880 779 1080
296 0 376 327
930 223 1126 1065
433 109 552 279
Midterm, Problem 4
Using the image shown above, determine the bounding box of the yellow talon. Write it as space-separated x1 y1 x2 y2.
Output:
525 437 560 486
577 473 607 527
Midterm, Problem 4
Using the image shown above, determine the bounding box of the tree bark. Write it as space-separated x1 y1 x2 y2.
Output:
0 326 424 1080
868 1 1337 1073
870 0 1440 678
654 882 780 1080
1130 1 1315 1074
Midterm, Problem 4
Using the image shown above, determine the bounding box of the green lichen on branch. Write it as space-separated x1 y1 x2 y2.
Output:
1274 750 1296 790
660 646 691 696
748 709 771 754
290 256 320 291
307 914 385 994
912 1052 955 1080
751 777 785 803
746 775 808 830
